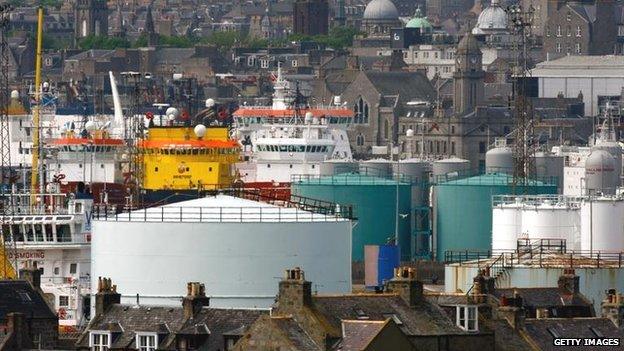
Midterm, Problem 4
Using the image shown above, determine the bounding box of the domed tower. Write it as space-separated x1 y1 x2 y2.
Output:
362 0 401 37
74 0 109 40
453 32 484 115
472 0 508 36
405 7 432 35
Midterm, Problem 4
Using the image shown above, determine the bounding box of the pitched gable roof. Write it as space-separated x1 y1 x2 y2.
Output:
0 280 56 320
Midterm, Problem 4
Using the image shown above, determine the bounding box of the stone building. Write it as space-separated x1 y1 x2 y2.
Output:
543 0 617 60
360 0 401 37
74 0 109 41
426 0 474 22
339 70 435 158
76 279 265 350
293 0 329 36
0 266 59 350
454 32 485 116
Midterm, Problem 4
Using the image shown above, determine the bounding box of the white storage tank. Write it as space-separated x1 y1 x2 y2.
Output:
580 196 624 253
593 140 622 187
359 159 392 177
432 157 471 178
91 195 352 309
492 199 523 252
585 149 617 195
535 152 565 192
392 158 430 182
520 200 581 250
486 146 514 174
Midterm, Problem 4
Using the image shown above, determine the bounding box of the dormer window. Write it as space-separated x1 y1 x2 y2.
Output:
89 331 111 351
456 305 478 332
136 332 157 351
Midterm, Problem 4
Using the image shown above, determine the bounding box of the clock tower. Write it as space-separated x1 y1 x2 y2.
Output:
453 32 484 115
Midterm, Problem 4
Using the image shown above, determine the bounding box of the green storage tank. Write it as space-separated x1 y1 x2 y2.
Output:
434 173 557 261
292 173 412 261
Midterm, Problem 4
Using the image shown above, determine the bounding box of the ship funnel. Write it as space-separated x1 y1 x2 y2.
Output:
109 71 124 127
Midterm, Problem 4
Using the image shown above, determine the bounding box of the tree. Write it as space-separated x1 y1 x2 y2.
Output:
78 35 130 50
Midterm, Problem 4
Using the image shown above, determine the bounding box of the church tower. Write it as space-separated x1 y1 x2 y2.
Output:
453 32 485 115
74 0 109 42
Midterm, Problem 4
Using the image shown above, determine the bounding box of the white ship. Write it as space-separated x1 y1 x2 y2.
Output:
232 66 354 184
1 192 94 328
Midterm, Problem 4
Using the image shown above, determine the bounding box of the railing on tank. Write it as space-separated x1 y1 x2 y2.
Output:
291 172 422 185
492 194 584 208
92 205 351 223
444 249 624 268
433 169 559 187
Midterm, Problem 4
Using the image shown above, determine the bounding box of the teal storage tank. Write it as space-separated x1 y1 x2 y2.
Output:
292 173 412 261
434 173 557 261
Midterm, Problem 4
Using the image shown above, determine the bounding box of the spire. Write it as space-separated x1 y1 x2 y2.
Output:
145 4 159 47
112 0 125 38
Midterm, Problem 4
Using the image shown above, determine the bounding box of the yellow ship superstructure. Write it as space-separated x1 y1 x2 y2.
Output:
140 126 240 191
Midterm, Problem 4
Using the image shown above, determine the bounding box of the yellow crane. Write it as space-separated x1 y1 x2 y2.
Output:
30 7 43 198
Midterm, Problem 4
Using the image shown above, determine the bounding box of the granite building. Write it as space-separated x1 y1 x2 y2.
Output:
293 0 329 35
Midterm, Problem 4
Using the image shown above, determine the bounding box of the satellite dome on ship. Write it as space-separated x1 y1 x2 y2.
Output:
363 0 399 20
472 0 508 35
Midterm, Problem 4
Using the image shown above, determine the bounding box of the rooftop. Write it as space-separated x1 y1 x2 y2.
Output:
0 280 56 320
530 56 624 78
523 318 624 351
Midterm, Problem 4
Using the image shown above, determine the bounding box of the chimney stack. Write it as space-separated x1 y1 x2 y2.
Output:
558 268 580 294
95 277 121 316
601 289 624 328
276 267 313 311
385 267 423 307
19 261 41 291
182 282 210 319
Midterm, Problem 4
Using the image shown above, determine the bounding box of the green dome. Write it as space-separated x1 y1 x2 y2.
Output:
405 8 432 29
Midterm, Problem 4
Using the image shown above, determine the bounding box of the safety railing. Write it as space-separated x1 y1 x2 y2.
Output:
92 205 350 223
444 249 624 268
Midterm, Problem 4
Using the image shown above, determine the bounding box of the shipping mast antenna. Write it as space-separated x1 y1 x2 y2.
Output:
507 4 535 189
0 2 16 279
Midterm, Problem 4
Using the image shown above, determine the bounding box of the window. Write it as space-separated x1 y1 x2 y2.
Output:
356 134 364 146
54 267 60 275
90 332 111 351
291 60 298 67
545 26 550 37
576 43 581 54
567 11 572 21
556 43 561 53
576 25 581 37
556 25 562 37
479 142 486 154
260 59 269 68
566 25 571 37
456 305 478 332
136 333 157 351
59 295 69 307
70 263 77 274
353 97 369 124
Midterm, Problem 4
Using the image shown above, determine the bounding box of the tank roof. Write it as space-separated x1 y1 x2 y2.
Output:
294 173 411 186
439 173 555 187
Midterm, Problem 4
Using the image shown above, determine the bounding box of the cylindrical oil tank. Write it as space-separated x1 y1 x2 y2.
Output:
585 149 617 195
359 159 392 177
292 173 412 261
580 197 624 253
392 158 430 181
520 201 581 250
319 159 358 176
492 201 523 252
486 146 514 174
91 195 352 309
432 157 471 178
593 140 622 186
535 152 565 192
434 174 557 261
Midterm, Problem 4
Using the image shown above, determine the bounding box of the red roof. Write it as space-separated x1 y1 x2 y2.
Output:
233 108 354 118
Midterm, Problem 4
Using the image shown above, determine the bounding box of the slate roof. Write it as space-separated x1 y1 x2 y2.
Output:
76 305 188 349
155 48 196 64
271 317 320 351
523 318 624 351
178 308 267 351
77 304 266 351
66 50 115 61
494 288 592 310
363 71 435 105
311 294 463 336
338 320 387 350
0 280 56 320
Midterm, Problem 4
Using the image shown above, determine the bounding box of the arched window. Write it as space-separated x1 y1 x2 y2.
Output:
82 19 87 37
384 119 389 139
353 97 369 124
356 134 364 146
